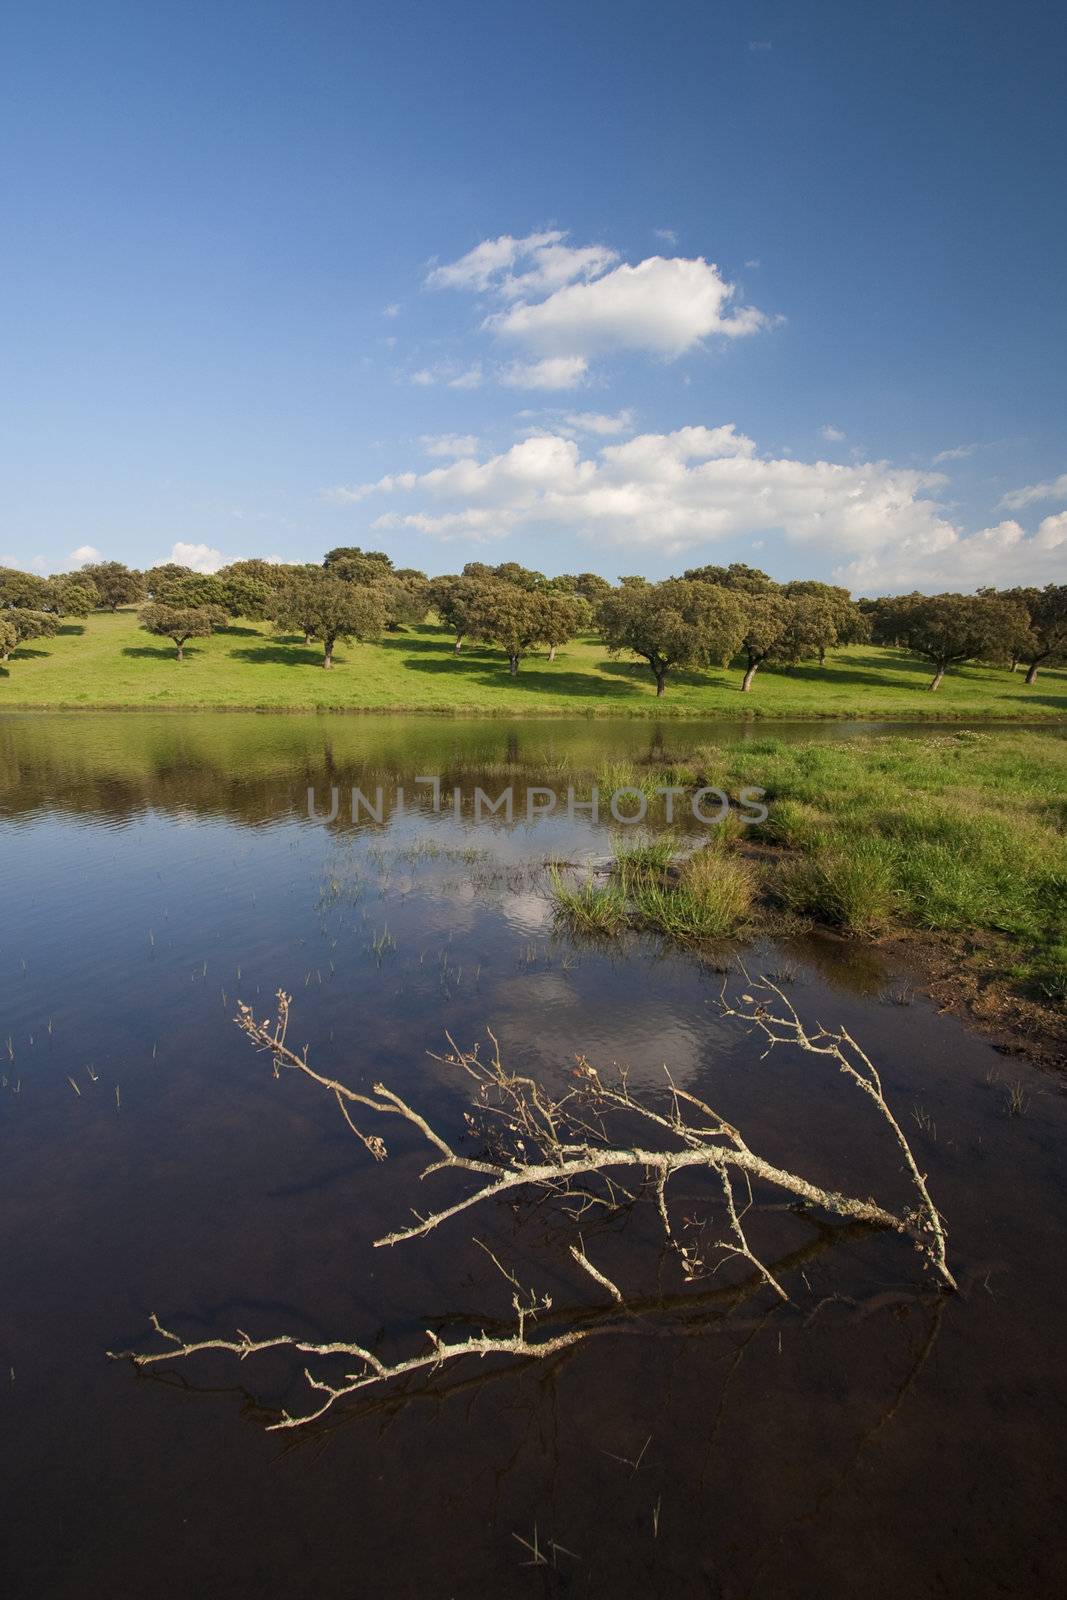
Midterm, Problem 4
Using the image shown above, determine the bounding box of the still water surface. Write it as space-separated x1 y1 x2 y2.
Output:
1 715 1065 1598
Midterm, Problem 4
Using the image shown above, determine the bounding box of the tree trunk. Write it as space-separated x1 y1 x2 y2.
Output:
928 666 945 691
818 645 826 665
304 632 312 646
741 660 758 692
175 641 184 661
323 640 334 669
454 634 463 653
655 669 666 696
1025 661 1039 685
548 645 557 662
1010 654 1019 672
508 654 519 675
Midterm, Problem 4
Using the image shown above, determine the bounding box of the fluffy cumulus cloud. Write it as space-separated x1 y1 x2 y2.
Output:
836 513 1067 592
426 230 769 388
68 544 102 567
486 256 766 362
327 423 1066 587
332 423 927 550
169 541 227 573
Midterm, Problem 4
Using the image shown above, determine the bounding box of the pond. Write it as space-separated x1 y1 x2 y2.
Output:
1 714 1065 1599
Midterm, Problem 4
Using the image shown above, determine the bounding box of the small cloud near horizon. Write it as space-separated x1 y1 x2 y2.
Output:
68 544 103 568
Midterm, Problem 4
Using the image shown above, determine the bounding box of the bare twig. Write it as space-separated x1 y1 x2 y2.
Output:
108 983 956 1429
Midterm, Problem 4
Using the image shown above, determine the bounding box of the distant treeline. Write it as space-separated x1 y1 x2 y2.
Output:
1 550 1064 694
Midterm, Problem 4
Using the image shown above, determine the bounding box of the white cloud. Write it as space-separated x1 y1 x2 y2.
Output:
407 361 483 389
448 363 483 390
488 255 767 361
558 409 636 438
820 424 845 442
425 230 770 386
501 356 588 390
836 513 1067 593
998 471 1067 511
346 423 977 578
426 230 617 298
169 541 227 573
931 443 978 465
653 228 677 245
420 433 480 458
383 303 401 317
68 544 102 567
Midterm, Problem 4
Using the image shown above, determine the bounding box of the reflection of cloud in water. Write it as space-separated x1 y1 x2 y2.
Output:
500 890 553 933
489 972 734 1091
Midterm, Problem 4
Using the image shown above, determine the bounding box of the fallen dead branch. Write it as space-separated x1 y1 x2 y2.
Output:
108 977 955 1428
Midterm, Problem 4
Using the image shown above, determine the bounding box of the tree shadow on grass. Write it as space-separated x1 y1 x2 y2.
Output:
57 623 86 635
400 652 644 700
1005 689 1067 713
122 645 204 660
378 633 477 656
598 659 735 693
7 647 52 659
230 644 328 668
747 659 922 690
217 623 263 637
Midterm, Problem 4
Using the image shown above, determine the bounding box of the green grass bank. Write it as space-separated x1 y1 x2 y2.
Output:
550 730 1067 1048
2 610 1064 718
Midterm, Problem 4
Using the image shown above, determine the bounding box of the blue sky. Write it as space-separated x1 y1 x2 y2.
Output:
2 0 1065 591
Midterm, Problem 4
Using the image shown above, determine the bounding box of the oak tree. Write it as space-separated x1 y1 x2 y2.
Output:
272 573 385 668
79 561 145 610
598 578 747 696
139 603 226 660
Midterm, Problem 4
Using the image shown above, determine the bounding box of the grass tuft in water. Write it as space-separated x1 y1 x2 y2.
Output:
612 833 679 884
549 869 628 935
631 849 756 941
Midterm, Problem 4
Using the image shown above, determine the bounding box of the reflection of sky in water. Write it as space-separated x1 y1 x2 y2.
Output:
3 715 1067 1600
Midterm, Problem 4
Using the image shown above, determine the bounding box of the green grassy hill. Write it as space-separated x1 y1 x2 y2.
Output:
2 610 1064 717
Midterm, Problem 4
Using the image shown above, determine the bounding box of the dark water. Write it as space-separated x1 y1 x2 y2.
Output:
1 714 1065 1599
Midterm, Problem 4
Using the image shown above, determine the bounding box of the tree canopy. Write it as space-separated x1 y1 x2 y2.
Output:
682 562 776 594
139 603 227 660
79 562 145 610
429 574 492 651
0 568 49 609
599 578 747 695
466 581 579 674
42 576 99 617
0 608 59 660
272 572 386 667
885 592 1024 689
1016 585 1067 683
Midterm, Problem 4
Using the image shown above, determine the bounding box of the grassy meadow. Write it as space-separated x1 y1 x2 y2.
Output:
1 608 1065 717
551 730 1067 1019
